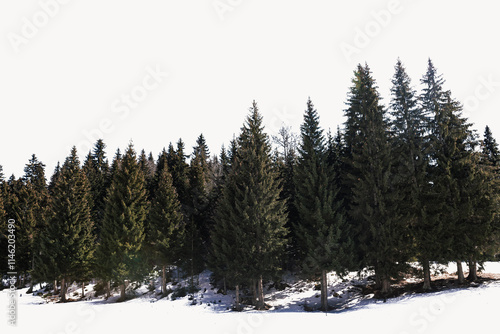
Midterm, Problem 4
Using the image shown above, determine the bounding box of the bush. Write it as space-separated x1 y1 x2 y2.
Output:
171 287 187 300
93 281 107 297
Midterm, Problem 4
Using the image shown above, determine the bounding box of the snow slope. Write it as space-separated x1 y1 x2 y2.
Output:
1 262 499 333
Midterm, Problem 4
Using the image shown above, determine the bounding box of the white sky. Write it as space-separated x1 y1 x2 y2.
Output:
1 0 499 178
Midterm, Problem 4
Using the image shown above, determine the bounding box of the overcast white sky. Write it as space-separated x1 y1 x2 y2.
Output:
1 0 499 178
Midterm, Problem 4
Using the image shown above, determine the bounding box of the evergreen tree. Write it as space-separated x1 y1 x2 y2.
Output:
294 98 352 311
186 134 212 274
48 162 61 196
430 90 487 283
273 126 299 269
147 164 184 295
82 140 110 239
40 147 94 302
3 175 38 287
211 101 288 310
390 59 433 290
139 149 156 199
22 155 49 290
97 143 148 301
168 139 190 206
483 125 500 168
345 64 407 294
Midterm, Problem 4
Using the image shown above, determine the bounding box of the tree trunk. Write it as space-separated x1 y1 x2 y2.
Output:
374 264 381 290
27 280 34 294
60 277 67 302
54 279 58 295
251 279 257 306
467 260 478 281
162 265 167 295
422 260 431 290
82 282 85 299
457 261 465 284
119 283 126 302
223 277 227 295
257 276 265 310
320 270 328 312
381 277 391 295
106 280 111 299
235 285 240 311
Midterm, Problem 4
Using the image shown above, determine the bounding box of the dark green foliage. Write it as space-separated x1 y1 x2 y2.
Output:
39 147 95 300
389 59 433 288
146 162 184 293
96 143 149 287
345 64 408 292
186 134 212 273
168 139 190 206
294 98 352 310
211 101 288 309
139 149 156 200
82 140 110 239
23 155 49 284
483 125 500 168
272 126 299 268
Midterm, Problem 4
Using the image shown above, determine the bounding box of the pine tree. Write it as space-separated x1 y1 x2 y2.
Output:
211 101 288 310
22 155 49 291
430 91 490 283
97 143 148 301
294 98 352 311
390 59 433 290
82 140 110 239
3 175 39 287
273 126 299 269
483 125 500 168
186 134 212 273
48 162 61 196
147 164 184 295
139 149 156 199
168 139 190 206
40 147 94 302
345 64 407 294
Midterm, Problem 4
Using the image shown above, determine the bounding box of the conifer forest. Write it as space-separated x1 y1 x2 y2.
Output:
1 59 499 313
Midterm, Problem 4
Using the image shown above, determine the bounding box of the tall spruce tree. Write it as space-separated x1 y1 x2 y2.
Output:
22 155 49 291
483 126 500 168
211 101 288 310
389 59 433 290
294 98 352 311
97 143 148 301
40 147 94 302
272 126 299 269
147 163 184 295
345 64 407 294
431 91 488 283
186 134 212 275
82 140 110 239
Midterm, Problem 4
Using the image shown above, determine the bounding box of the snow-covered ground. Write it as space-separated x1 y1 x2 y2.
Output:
1 262 499 333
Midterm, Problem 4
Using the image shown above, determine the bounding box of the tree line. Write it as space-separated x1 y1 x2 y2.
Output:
0 59 499 311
